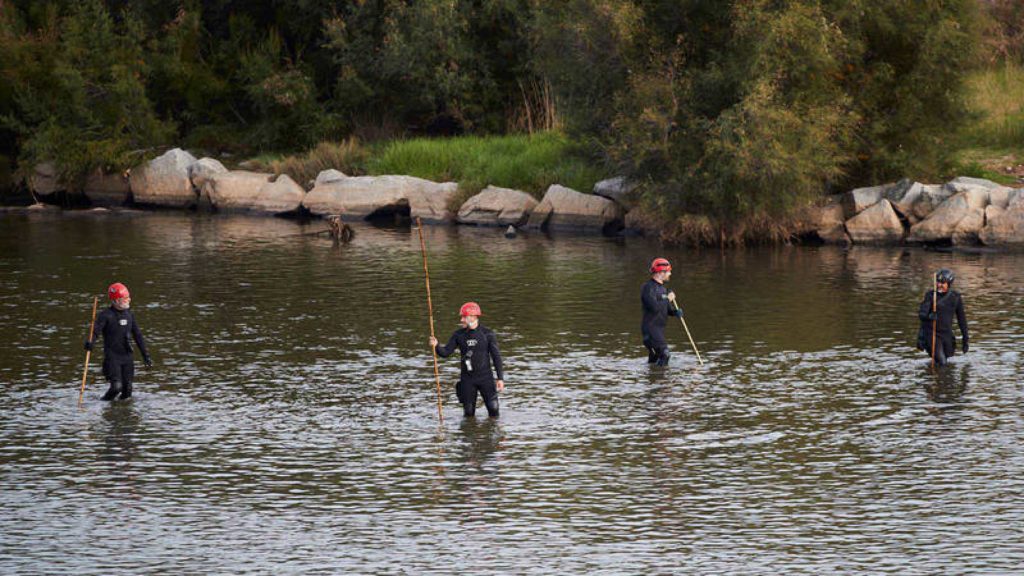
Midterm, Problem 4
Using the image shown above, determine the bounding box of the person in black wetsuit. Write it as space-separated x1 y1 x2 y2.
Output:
84 282 152 400
429 301 505 418
641 257 682 366
917 268 969 366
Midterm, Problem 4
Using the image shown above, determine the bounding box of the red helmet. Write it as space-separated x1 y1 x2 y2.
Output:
459 302 483 317
108 282 130 300
650 258 672 274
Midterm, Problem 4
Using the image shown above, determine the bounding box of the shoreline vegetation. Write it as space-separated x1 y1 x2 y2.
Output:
1 1 1022 245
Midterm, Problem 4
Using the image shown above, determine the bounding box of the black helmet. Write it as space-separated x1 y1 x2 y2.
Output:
936 268 955 284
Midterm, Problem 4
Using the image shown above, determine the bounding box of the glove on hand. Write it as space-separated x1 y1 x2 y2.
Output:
143 356 153 367
84 341 93 352
962 340 969 354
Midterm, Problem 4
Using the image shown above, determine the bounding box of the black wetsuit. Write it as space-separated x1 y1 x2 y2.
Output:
641 278 682 366
86 306 150 400
917 289 968 366
435 325 504 417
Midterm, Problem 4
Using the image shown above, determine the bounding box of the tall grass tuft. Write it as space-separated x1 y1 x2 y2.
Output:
250 139 368 186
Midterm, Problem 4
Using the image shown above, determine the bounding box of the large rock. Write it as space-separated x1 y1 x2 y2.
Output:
989 186 1019 209
28 162 63 196
303 175 457 223
845 199 904 244
314 169 347 186
944 176 1003 193
130 148 199 207
883 180 933 223
842 183 890 219
907 191 985 242
811 199 849 244
457 185 538 227
979 201 1024 246
189 157 228 189
83 169 130 206
592 176 637 210
202 171 305 214
526 184 624 233
906 184 953 222
952 207 985 245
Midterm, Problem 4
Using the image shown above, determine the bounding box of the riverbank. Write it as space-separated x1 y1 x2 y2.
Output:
9 143 1024 249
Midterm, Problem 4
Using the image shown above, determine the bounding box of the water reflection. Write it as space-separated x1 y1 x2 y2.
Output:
924 362 971 404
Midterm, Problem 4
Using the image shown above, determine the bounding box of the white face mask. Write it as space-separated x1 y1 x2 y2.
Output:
461 315 478 329
113 297 131 310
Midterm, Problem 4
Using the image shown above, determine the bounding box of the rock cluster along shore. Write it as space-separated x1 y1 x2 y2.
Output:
25 149 630 234
810 177 1024 247
21 149 1024 246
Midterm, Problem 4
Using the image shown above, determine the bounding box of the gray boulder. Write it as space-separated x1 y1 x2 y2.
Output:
884 180 938 224
130 148 199 207
952 207 985 245
189 158 228 189
593 176 637 210
842 183 890 219
83 169 130 206
944 176 1003 193
907 184 953 222
811 199 848 244
303 175 457 223
314 169 347 187
202 171 305 214
845 199 904 244
989 186 1020 209
457 185 539 227
979 201 1024 246
28 162 63 196
907 191 985 242
526 184 624 233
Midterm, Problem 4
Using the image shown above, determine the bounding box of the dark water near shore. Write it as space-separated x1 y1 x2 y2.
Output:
1 211 1023 574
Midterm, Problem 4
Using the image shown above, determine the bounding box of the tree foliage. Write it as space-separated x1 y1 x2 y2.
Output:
0 0 1000 222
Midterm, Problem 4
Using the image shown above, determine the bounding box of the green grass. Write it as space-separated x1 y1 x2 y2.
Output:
961 61 1024 150
953 61 1024 185
249 132 610 208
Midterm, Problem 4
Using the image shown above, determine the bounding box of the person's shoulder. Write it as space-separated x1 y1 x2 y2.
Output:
479 325 497 336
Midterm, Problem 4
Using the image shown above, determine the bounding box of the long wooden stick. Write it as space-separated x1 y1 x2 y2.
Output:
78 296 99 405
930 273 938 370
416 218 444 423
672 300 704 365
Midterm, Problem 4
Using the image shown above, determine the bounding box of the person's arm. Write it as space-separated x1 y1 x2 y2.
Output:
488 332 505 392
434 332 458 358
84 311 106 351
956 294 969 353
488 332 504 381
131 314 152 365
641 283 660 314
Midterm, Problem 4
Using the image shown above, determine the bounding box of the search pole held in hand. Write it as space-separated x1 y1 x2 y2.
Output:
417 218 444 424
672 300 704 366
930 272 938 371
78 296 99 405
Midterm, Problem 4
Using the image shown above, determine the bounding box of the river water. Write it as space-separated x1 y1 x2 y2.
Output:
1 211 1022 574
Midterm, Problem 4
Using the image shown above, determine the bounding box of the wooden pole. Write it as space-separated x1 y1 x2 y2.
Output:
672 300 704 365
416 218 444 424
78 296 99 405
930 272 938 370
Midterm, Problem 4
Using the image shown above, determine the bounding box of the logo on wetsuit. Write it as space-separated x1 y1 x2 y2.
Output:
465 339 477 371
119 319 128 326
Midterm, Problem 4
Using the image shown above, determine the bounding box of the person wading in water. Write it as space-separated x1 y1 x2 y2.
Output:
84 283 152 400
641 258 683 366
917 268 969 367
429 302 505 418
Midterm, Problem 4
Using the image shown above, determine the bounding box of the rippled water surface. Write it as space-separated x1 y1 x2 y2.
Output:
1 211 1023 574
